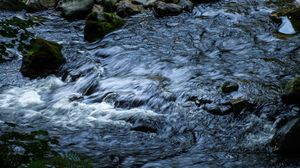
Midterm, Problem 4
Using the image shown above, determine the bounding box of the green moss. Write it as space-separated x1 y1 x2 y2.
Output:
0 123 94 168
21 38 65 78
0 17 39 63
84 12 125 42
285 77 300 93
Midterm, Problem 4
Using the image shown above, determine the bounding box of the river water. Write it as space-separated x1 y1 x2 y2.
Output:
1 0 300 167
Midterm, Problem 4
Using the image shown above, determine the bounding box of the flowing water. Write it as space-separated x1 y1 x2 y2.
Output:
1 0 300 167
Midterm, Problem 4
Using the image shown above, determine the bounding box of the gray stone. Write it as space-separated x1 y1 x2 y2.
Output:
57 0 94 19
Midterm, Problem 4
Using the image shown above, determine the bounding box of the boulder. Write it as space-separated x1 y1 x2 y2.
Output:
57 0 94 19
116 0 143 17
21 38 65 78
152 1 182 17
24 0 57 12
84 12 125 42
0 0 26 11
271 117 300 154
281 77 300 104
221 81 239 93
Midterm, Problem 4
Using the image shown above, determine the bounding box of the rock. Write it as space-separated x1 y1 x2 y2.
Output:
101 0 120 11
190 0 217 3
84 12 125 42
229 98 252 115
0 0 26 10
23 0 57 11
116 0 143 17
221 81 239 93
132 0 156 8
281 77 300 104
164 0 179 4
271 117 300 154
152 1 182 17
178 0 193 12
92 4 104 15
204 103 231 115
57 0 94 19
21 38 65 78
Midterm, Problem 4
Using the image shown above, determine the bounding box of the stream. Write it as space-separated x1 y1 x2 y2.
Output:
1 0 300 167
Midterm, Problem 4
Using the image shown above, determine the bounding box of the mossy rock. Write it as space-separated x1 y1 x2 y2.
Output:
0 17 41 63
221 81 239 93
20 38 65 78
84 12 125 42
0 125 93 168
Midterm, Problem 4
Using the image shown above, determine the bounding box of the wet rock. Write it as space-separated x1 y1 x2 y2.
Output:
221 81 239 93
229 98 252 115
21 38 65 78
178 0 193 12
152 1 182 17
0 0 26 11
92 4 105 15
116 0 143 17
204 103 231 115
101 0 120 11
84 12 125 42
24 0 57 11
0 17 37 62
132 0 156 8
57 0 94 19
164 0 180 4
190 0 217 3
271 117 300 154
281 77 300 104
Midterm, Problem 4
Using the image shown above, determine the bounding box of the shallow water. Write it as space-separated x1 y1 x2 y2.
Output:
1 0 300 167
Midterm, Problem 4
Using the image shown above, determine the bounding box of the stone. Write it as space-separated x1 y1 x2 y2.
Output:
178 0 193 12
271 117 300 154
132 0 156 8
24 0 57 11
190 0 217 3
57 0 94 19
84 12 125 42
204 103 231 115
152 1 182 17
221 81 239 93
116 0 143 17
101 0 120 11
21 38 65 78
281 77 300 104
0 0 26 11
229 98 252 115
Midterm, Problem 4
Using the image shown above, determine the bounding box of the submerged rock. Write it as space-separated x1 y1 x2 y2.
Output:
153 1 182 17
0 0 26 11
271 117 300 154
116 0 143 17
57 0 94 19
281 77 300 104
21 38 65 78
84 12 125 42
221 81 239 93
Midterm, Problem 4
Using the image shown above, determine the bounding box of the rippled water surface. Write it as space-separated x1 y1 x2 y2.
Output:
1 0 300 167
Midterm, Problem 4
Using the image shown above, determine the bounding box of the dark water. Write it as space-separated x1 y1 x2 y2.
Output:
1 0 300 167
